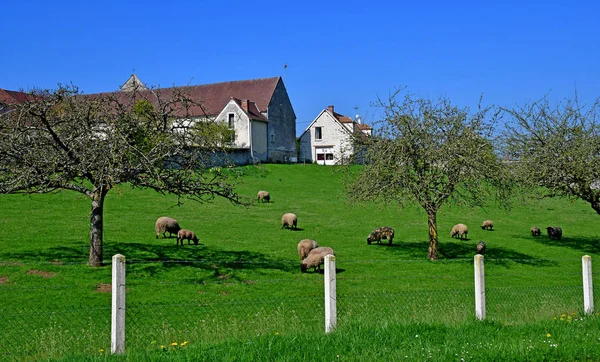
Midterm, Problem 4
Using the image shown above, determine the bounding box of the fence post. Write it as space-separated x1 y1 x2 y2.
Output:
324 254 337 333
474 254 486 320
111 254 126 354
582 255 594 315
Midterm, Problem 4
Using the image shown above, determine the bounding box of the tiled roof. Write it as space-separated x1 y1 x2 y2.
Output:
90 77 281 118
231 98 268 122
0 88 34 104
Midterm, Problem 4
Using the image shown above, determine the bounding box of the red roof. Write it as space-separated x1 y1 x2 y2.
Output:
89 77 281 118
231 98 268 122
0 88 34 105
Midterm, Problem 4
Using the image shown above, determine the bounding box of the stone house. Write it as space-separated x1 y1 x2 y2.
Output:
298 105 372 165
115 75 297 165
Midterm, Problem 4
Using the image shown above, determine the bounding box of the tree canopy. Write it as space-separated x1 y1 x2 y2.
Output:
347 89 509 260
0 84 242 266
502 94 600 214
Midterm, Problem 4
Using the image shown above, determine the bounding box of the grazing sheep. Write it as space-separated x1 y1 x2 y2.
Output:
481 220 494 231
257 190 270 203
476 241 486 255
281 213 297 230
177 229 199 246
531 227 541 237
298 239 319 260
301 246 335 273
367 226 395 245
546 226 563 240
450 223 469 240
155 217 181 239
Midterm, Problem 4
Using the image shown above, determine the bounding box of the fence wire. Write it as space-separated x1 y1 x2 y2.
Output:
0 257 596 360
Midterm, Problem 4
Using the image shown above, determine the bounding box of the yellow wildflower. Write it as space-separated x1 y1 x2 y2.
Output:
171 342 178 346
546 333 551 338
181 341 189 346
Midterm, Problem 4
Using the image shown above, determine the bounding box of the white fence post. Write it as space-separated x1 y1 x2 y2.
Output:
111 254 126 354
474 254 486 320
582 255 594 315
324 254 337 333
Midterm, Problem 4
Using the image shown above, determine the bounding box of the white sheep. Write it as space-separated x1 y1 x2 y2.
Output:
297 239 319 259
177 229 199 246
450 223 468 240
301 246 335 273
257 190 270 203
155 217 181 239
281 213 297 230
481 220 493 231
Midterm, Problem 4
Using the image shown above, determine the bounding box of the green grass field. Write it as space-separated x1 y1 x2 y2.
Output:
1 164 599 361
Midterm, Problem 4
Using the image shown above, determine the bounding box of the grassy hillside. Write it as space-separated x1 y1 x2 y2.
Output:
0 164 599 360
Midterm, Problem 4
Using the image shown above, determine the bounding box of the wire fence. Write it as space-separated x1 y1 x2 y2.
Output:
0 256 597 360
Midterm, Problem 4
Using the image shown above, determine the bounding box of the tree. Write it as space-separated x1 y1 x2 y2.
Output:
0 84 242 266
502 94 600 214
346 89 508 260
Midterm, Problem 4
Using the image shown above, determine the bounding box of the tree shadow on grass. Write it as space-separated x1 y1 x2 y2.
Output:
528 235 600 255
379 240 557 267
0 242 299 275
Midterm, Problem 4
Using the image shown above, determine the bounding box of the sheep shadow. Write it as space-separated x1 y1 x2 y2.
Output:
282 227 305 232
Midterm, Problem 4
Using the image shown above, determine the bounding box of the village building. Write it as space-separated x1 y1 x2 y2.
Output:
298 105 372 165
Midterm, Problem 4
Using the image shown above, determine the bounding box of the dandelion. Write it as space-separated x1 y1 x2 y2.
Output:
561 313 566 317
181 341 189 347
546 333 551 338
171 342 178 347
98 348 104 354
275 332 279 335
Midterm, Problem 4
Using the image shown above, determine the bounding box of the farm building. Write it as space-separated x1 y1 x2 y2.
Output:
115 74 297 165
298 105 372 165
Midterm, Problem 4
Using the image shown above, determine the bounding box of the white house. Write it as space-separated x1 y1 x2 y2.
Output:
298 105 372 165
213 98 269 162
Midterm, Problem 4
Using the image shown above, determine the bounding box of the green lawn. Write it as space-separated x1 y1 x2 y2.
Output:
1 164 599 360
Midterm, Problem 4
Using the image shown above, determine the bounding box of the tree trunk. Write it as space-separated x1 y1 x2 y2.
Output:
427 211 439 260
89 187 109 267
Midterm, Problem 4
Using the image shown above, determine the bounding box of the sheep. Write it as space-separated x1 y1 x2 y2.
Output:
257 190 270 203
367 226 395 245
481 220 494 231
281 213 297 230
476 241 486 255
155 217 181 239
301 246 335 273
531 227 541 237
297 239 319 260
177 229 199 246
450 223 468 240
546 226 563 240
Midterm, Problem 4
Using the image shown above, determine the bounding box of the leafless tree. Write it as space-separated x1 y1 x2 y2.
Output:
502 94 600 214
0 84 242 266
346 88 509 260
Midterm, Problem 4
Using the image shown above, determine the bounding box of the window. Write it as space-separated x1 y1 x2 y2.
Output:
317 153 325 160
271 134 274 143
326 154 334 160
226 114 235 144
228 113 235 129
315 127 322 140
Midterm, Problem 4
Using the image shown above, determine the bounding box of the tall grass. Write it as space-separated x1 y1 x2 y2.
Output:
0 164 599 360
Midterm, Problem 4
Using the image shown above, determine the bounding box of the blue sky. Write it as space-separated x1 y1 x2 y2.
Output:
2 0 599 135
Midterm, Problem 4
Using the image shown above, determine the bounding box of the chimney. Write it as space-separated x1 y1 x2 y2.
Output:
328 105 334 114
242 100 250 112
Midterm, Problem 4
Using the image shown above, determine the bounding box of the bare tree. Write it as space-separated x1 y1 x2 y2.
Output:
0 84 242 266
346 89 508 260
502 94 600 214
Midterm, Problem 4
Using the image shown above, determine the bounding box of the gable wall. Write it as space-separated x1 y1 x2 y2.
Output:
299 112 354 165
266 80 297 162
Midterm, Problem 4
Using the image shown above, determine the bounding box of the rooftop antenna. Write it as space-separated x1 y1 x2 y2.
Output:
187 76 194 86
283 63 288 83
